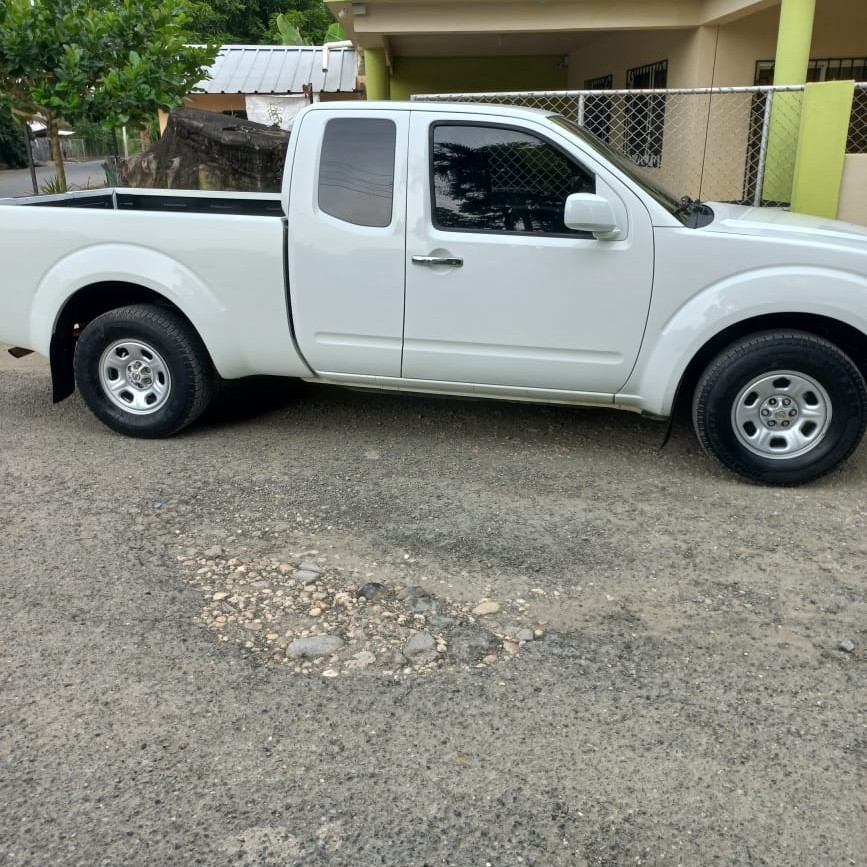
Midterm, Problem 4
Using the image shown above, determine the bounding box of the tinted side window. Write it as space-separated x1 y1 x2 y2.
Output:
318 118 396 227
432 125 594 234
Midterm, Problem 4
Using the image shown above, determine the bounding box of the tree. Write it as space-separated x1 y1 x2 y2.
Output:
0 107 27 169
275 13 308 46
0 0 216 191
187 0 336 46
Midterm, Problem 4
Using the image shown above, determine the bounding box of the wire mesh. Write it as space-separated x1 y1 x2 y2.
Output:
850 84 867 154
413 85 862 207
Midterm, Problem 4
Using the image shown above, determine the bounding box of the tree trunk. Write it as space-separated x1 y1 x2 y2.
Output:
117 109 289 193
46 116 67 192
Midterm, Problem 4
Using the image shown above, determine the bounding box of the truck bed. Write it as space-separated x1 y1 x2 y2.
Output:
2 187 284 217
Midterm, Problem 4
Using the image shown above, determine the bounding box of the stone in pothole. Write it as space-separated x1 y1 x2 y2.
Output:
448 625 500 663
344 650 376 670
286 635 345 659
294 570 322 583
427 614 458 631
409 596 445 615
404 631 438 664
356 582 387 601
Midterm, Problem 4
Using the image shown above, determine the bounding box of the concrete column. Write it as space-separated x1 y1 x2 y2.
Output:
772 0 816 86
364 48 390 100
762 0 817 203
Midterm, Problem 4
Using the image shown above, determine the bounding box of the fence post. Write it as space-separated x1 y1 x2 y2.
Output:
577 94 585 127
753 91 773 206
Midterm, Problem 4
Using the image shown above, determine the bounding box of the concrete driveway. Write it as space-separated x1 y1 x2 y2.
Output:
1 366 864 866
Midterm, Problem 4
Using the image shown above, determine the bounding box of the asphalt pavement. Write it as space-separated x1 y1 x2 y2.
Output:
0 160 108 198
1 365 865 866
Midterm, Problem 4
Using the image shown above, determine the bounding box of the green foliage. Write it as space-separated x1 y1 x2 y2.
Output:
0 106 27 168
324 22 348 43
185 1 343 48
0 0 217 190
40 174 64 194
187 0 335 46
275 13 308 46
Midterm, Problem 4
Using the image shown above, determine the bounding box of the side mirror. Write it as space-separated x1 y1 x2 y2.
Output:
563 192 623 240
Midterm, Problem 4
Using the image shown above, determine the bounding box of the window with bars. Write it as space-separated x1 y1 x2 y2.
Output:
755 57 867 84
625 60 668 168
430 124 595 235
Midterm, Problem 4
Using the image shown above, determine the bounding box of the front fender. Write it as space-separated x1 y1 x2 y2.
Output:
619 266 867 417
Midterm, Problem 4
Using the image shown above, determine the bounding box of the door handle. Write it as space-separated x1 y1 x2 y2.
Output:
412 255 463 268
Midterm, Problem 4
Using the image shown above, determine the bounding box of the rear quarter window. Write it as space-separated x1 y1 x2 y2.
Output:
318 118 397 228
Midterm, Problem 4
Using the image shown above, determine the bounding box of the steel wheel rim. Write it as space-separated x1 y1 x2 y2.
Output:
98 339 172 415
731 370 832 460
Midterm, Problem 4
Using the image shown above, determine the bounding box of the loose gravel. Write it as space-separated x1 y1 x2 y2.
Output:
181 547 542 676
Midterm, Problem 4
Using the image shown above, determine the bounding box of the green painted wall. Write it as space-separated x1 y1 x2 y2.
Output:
389 55 568 101
791 80 855 218
364 48 390 99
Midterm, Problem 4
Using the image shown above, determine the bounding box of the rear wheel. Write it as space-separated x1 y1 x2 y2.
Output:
74 304 214 437
692 331 867 484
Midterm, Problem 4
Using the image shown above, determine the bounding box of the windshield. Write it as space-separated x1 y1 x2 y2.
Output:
549 115 713 228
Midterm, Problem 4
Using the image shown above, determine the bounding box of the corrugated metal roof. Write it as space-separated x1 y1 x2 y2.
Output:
195 45 359 95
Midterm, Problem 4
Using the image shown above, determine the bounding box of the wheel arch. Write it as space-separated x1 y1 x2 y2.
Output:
671 313 867 419
49 281 208 403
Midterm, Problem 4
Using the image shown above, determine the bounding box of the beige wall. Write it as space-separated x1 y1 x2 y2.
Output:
838 154 867 226
712 5 779 85
568 28 720 89
158 95 247 134
568 8 780 89
569 0 865 91
812 0 867 59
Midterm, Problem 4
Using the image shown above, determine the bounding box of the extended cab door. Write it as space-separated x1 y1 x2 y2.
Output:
403 112 655 395
287 108 408 376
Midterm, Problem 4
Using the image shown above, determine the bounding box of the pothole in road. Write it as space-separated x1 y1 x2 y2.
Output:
178 545 546 678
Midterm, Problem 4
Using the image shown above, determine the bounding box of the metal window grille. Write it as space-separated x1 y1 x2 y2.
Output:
413 83 866 207
756 57 867 85
584 74 613 90
625 60 668 168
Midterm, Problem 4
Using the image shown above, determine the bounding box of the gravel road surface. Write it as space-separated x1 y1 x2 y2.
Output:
1 361 865 866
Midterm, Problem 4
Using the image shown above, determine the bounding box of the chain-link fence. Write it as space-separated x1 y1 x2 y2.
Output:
30 129 145 163
851 83 867 153
414 84 866 207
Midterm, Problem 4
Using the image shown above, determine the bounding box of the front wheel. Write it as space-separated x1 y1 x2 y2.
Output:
74 304 214 437
692 331 867 484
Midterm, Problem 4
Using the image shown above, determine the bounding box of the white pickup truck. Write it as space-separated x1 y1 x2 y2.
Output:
2 101 867 484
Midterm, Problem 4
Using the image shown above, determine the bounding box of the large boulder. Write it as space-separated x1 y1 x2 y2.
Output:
118 108 290 193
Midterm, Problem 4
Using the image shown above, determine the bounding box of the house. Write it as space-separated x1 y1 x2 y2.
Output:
328 0 863 96
329 0 865 223
160 44 362 133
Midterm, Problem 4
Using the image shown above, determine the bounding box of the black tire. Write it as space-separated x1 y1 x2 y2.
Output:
692 330 867 485
74 304 214 438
